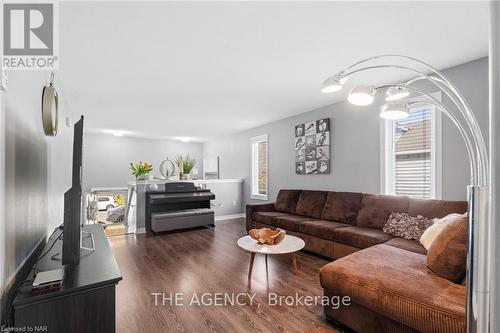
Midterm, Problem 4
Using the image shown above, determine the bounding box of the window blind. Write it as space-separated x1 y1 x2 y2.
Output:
394 109 432 198
250 134 269 200
258 141 268 195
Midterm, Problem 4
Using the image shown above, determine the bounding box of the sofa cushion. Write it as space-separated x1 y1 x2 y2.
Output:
321 191 363 224
274 190 302 214
427 214 467 283
246 203 276 231
357 194 410 229
420 213 463 250
384 237 427 255
320 244 465 333
273 215 312 232
295 190 328 219
252 211 292 225
382 212 433 240
333 226 393 249
299 220 351 241
408 198 467 219
294 232 335 259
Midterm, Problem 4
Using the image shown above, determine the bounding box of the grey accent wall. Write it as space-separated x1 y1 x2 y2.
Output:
0 71 73 299
203 58 489 204
436 58 489 199
82 133 204 192
198 181 244 216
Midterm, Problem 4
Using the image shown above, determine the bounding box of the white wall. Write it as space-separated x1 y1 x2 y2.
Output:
203 58 489 204
0 71 73 301
82 133 204 192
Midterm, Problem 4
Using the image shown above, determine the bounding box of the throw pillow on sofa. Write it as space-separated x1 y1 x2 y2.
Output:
383 212 433 240
419 213 463 250
426 213 467 283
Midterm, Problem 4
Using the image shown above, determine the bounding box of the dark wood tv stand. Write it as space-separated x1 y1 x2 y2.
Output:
13 224 122 333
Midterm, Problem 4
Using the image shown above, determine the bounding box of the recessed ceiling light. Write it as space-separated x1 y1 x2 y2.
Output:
110 130 126 137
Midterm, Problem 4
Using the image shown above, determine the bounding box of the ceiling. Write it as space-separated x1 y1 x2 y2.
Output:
58 1 489 142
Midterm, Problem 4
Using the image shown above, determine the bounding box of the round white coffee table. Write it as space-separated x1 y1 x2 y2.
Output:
237 235 305 281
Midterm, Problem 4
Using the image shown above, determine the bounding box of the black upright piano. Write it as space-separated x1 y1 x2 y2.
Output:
145 182 215 233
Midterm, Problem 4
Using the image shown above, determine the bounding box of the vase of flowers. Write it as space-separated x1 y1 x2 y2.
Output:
130 161 153 181
175 155 196 180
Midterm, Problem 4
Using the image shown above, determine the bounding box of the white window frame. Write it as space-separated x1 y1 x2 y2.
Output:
380 93 442 199
250 134 269 200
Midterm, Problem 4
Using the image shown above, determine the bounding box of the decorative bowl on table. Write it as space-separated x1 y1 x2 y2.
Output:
248 228 286 245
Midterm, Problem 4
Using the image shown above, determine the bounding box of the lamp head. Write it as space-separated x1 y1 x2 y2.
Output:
386 86 410 101
348 85 376 106
380 102 409 120
321 72 348 93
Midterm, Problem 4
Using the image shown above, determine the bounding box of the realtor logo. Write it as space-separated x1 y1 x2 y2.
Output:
2 2 58 70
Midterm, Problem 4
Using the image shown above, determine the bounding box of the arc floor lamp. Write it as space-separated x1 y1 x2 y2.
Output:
321 54 490 333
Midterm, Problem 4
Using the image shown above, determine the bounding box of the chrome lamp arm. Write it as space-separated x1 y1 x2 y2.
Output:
321 54 491 333
342 62 488 186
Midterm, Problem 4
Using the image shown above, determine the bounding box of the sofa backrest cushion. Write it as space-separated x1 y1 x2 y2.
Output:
295 190 328 219
408 198 467 219
274 190 302 214
322 191 363 225
426 213 467 283
357 194 410 229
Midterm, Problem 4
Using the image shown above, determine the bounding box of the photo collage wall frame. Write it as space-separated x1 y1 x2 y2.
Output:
295 118 331 174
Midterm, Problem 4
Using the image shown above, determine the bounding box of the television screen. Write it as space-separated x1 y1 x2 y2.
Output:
62 116 84 266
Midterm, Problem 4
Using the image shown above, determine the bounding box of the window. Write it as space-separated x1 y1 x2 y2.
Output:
382 104 442 199
251 134 268 200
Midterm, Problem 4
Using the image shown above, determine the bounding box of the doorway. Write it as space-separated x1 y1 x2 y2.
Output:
87 188 129 237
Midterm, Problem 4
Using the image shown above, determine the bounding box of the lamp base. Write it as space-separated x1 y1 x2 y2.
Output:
466 185 490 333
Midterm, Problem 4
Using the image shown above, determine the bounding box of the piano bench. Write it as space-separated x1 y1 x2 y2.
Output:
150 208 215 233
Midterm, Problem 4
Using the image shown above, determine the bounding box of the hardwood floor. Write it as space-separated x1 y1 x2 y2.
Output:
108 218 341 333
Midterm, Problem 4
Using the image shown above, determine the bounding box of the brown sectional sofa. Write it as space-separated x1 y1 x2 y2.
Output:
246 189 468 333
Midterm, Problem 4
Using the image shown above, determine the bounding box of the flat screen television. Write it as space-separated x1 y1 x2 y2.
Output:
62 116 84 266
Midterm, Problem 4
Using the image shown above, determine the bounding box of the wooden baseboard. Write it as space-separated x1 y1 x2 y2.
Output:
215 213 245 221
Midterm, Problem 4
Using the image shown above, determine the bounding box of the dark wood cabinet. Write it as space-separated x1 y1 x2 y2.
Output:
13 225 122 333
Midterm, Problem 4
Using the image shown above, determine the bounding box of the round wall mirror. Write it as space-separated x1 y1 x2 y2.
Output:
42 73 59 136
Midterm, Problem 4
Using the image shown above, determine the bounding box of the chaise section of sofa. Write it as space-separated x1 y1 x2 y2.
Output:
320 244 466 333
